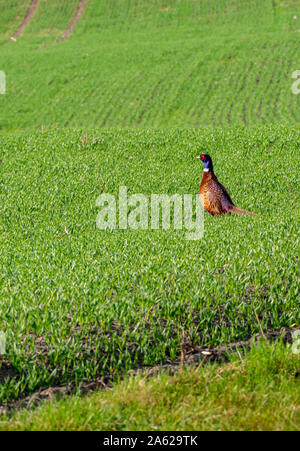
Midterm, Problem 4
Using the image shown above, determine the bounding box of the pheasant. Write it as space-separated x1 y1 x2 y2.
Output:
197 154 257 216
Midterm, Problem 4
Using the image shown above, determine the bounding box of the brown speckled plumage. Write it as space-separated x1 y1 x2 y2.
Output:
197 154 257 216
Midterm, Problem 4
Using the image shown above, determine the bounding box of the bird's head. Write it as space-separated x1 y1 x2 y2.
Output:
196 153 213 172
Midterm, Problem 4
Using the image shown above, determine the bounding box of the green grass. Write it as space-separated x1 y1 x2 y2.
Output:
1 341 299 431
0 0 299 130
0 1 32 43
0 126 299 404
24 0 80 42
0 0 299 427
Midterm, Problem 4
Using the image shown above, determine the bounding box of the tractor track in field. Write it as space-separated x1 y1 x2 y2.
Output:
132 0 139 18
39 0 88 49
59 0 89 42
8 0 40 42
0 325 299 415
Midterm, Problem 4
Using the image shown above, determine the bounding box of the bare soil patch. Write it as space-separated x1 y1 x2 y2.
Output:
0 359 19 385
39 0 88 49
0 325 298 415
60 0 89 42
10 0 40 41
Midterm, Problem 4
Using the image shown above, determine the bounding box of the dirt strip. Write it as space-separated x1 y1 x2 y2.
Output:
0 326 298 415
10 0 40 41
60 0 89 42
38 0 89 49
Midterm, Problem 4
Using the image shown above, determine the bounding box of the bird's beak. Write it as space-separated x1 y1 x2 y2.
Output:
196 155 202 159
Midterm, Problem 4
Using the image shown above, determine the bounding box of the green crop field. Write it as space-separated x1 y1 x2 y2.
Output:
0 0 300 131
0 0 299 430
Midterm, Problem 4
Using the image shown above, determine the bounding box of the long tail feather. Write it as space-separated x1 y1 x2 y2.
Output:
232 206 258 216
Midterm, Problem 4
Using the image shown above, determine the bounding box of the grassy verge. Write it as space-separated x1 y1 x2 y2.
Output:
1 340 299 431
